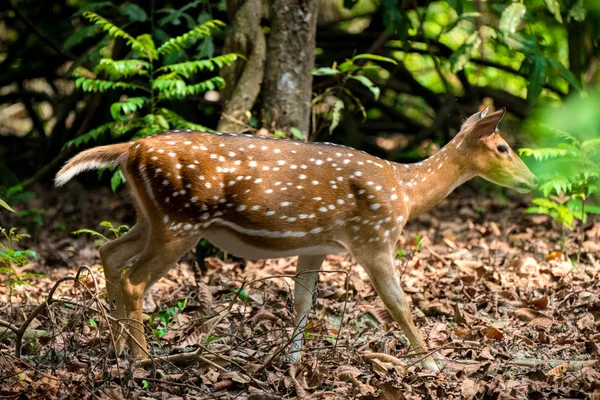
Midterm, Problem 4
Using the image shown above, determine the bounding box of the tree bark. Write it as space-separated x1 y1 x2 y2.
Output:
262 0 318 138
217 0 266 133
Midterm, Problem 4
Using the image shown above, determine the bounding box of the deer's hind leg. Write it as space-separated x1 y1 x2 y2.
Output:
119 226 201 359
99 217 149 356
290 254 326 362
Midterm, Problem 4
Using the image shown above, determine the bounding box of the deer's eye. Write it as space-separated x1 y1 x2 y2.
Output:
497 145 508 153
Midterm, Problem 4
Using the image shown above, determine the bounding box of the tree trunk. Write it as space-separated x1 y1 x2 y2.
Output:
217 0 266 133
261 0 318 138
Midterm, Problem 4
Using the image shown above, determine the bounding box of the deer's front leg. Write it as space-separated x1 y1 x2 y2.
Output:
358 251 439 371
290 254 326 362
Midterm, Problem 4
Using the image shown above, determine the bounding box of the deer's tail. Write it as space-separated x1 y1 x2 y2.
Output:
54 142 133 187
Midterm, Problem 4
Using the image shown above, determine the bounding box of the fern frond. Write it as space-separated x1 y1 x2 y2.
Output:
75 77 147 93
582 138 600 154
63 121 117 149
538 176 572 197
157 76 225 100
96 58 150 79
83 11 158 60
157 20 225 55
110 97 149 120
518 147 578 161
157 54 239 78
159 108 212 131
152 72 187 97
183 76 225 96
133 114 170 138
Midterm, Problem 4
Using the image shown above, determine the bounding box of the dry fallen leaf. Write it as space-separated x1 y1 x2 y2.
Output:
546 251 564 261
484 327 503 340
461 378 479 399
528 295 549 310
547 363 569 377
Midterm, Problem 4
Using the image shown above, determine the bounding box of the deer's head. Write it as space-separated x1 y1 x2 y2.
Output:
460 107 537 194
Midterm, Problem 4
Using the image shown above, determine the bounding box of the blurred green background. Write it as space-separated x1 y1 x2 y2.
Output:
0 0 599 219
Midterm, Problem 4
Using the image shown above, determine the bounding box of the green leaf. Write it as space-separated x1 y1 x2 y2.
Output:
72 228 109 241
88 318 98 327
157 108 212 132
526 55 547 105
338 60 358 74
83 11 158 60
290 127 305 141
0 199 14 213
158 20 224 55
95 58 150 79
156 76 225 100
351 54 397 65
206 335 220 344
110 97 148 120
118 3 147 22
329 98 344 134
449 31 481 73
349 75 380 100
544 0 562 23
197 37 215 59
111 170 125 193
446 0 463 14
584 204 600 215
568 0 586 22
312 67 341 76
75 77 146 93
547 57 581 90
499 3 526 34
63 121 117 149
518 147 574 161
157 54 239 79
235 288 248 302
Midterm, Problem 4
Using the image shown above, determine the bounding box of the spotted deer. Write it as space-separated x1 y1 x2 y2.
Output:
55 107 536 371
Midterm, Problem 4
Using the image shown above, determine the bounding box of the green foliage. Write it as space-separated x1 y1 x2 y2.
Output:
0 228 39 296
525 197 576 229
520 92 600 231
66 12 238 189
149 297 187 339
83 11 158 60
73 221 130 247
312 53 396 134
0 199 14 213
157 20 224 55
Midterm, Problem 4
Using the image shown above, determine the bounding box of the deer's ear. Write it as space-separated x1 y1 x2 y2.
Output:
469 107 506 139
461 107 490 129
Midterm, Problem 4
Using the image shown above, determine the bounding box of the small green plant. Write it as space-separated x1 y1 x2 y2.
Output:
66 11 239 190
413 234 425 252
312 54 397 136
520 125 600 250
149 297 187 339
0 228 39 305
73 221 130 246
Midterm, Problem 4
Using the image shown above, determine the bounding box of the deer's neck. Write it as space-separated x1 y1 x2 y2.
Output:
393 142 473 219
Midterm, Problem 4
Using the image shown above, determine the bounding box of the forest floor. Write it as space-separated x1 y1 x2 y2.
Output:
0 182 599 399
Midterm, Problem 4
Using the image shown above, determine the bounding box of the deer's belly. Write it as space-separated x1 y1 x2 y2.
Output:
203 227 346 259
